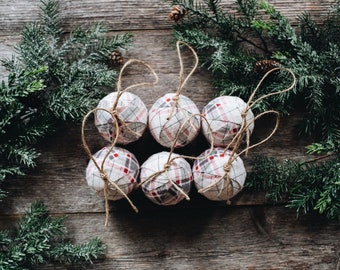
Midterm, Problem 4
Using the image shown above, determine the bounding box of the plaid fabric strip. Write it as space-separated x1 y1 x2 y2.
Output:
202 96 254 147
149 93 200 148
192 148 247 201
86 146 140 200
95 92 148 144
140 151 193 205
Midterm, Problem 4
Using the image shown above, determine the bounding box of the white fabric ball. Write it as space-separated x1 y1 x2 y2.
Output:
148 93 200 148
94 92 148 144
86 146 139 200
193 148 246 201
140 151 193 205
201 96 254 147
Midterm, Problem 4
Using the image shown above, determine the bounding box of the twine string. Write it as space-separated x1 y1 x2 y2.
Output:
82 59 158 226
167 41 199 120
82 108 139 226
175 40 199 95
113 59 159 138
198 68 296 201
114 59 159 108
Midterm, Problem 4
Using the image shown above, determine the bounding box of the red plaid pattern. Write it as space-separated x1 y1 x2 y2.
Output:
140 151 193 205
95 92 148 145
148 93 200 148
86 146 140 200
201 96 254 147
192 148 247 201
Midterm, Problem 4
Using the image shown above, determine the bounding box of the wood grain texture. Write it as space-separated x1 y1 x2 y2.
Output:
0 1 339 269
0 0 335 34
1 207 339 270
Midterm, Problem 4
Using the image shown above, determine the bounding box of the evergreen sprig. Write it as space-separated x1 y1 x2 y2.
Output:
169 0 340 220
246 145 340 220
0 201 105 269
169 0 340 143
0 0 133 195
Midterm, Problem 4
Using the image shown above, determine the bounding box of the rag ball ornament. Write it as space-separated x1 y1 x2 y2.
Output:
201 96 255 147
148 41 201 148
148 93 200 148
86 146 139 200
94 92 148 145
193 148 247 201
140 151 192 205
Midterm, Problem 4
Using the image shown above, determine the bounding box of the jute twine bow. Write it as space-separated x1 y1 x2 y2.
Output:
138 113 215 201
82 59 159 226
167 40 199 121
198 67 297 203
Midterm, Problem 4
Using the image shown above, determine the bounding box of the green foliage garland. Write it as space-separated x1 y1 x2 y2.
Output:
168 0 340 219
169 0 340 142
0 0 133 196
0 201 105 269
246 154 339 221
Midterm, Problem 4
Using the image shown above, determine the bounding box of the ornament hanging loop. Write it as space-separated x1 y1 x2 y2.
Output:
81 107 139 226
175 40 199 95
198 67 296 201
115 58 159 99
167 41 199 120
81 57 160 226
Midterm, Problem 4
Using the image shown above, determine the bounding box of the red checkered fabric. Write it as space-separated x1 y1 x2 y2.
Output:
140 151 193 205
148 93 200 148
201 96 254 147
86 146 140 200
95 92 148 145
192 148 246 201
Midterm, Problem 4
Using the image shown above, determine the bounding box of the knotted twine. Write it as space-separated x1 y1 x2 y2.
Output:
82 59 159 226
139 39 212 200
148 40 201 148
167 40 199 120
139 113 215 203
198 67 297 203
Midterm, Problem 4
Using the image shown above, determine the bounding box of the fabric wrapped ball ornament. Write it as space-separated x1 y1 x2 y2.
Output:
86 146 139 200
192 148 246 201
201 96 255 147
148 93 200 148
94 92 148 144
140 151 192 205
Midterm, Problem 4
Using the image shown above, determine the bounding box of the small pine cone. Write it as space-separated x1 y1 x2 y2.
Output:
109 50 124 66
254 59 281 75
169 5 186 22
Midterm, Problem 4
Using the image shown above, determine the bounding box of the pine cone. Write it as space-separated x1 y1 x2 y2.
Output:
109 50 124 66
254 59 281 75
169 5 186 22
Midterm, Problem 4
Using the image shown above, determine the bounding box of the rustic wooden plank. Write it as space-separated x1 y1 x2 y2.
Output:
0 0 334 35
1 206 338 269
0 0 171 34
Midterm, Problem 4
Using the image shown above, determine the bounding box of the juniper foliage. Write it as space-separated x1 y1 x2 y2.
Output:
0 201 105 269
169 0 340 220
246 141 339 220
0 0 133 195
169 0 340 142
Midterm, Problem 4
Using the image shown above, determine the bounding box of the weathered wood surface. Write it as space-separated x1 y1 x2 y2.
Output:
0 1 339 269
1 206 339 270
0 0 334 34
